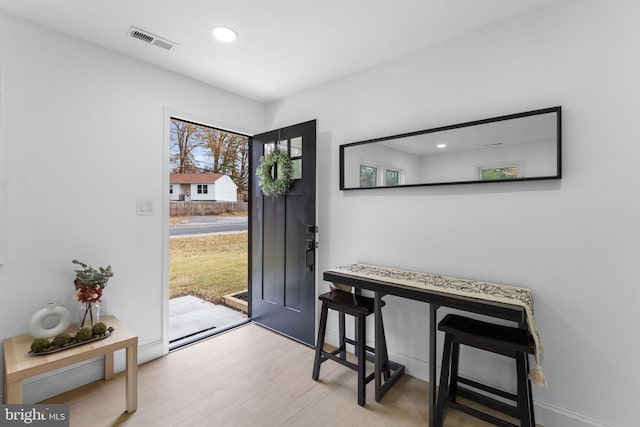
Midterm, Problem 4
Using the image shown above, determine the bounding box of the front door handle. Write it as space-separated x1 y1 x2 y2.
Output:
305 239 315 272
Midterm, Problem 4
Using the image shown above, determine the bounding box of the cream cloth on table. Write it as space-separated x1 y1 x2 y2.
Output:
328 263 547 387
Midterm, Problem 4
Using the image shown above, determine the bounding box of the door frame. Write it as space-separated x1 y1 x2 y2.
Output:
161 106 259 354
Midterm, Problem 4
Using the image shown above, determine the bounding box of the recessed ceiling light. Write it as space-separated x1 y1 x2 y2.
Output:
212 26 238 43
437 144 447 148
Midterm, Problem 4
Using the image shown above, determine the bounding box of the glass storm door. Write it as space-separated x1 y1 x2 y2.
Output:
249 120 317 345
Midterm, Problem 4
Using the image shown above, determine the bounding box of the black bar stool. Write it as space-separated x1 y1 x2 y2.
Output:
311 289 390 406
435 314 536 427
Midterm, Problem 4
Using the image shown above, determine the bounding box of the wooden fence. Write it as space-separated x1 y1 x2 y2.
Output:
170 201 248 217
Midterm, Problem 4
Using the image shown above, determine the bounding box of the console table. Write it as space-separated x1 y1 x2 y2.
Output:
3 315 138 413
324 264 544 427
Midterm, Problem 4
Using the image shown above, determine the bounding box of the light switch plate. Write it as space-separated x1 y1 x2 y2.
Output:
137 200 153 216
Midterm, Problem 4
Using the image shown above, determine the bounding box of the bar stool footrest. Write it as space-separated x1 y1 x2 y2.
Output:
458 376 519 403
319 350 359 372
446 399 518 427
457 385 520 419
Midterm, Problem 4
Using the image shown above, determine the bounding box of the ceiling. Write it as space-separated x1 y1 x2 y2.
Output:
0 0 556 103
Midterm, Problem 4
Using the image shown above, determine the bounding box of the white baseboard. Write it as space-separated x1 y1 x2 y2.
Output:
534 401 611 427
2 339 164 404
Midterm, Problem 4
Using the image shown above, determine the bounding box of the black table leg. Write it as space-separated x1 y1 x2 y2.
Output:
429 304 440 427
372 291 405 403
374 291 383 401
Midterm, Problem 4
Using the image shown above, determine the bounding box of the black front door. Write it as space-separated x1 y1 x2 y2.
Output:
249 120 316 345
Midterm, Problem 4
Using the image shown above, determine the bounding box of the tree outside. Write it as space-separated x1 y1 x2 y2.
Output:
170 118 250 201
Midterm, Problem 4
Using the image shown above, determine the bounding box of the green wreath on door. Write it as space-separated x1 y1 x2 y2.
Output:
256 151 293 196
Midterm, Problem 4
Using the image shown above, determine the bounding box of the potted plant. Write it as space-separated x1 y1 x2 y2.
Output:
73 259 113 328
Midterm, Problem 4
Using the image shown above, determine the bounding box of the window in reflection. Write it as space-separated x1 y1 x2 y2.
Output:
385 170 399 186
360 165 377 188
480 166 519 181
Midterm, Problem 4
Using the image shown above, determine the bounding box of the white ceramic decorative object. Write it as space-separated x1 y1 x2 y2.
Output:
28 303 72 338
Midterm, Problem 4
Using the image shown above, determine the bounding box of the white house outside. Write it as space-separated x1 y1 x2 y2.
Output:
170 173 238 202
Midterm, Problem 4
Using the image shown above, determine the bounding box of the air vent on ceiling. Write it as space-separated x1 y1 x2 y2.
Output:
127 26 178 51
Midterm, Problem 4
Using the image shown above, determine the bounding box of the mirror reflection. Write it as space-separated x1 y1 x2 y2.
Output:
340 107 561 189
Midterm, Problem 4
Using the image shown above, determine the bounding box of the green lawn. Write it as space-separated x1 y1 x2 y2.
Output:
169 233 248 304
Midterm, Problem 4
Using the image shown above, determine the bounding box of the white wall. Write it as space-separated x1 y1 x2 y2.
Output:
0 11 264 402
267 1 639 426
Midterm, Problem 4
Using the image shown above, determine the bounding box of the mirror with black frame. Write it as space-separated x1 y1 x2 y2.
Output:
340 106 561 190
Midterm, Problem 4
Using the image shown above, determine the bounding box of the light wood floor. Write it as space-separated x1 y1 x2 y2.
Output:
42 323 534 426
